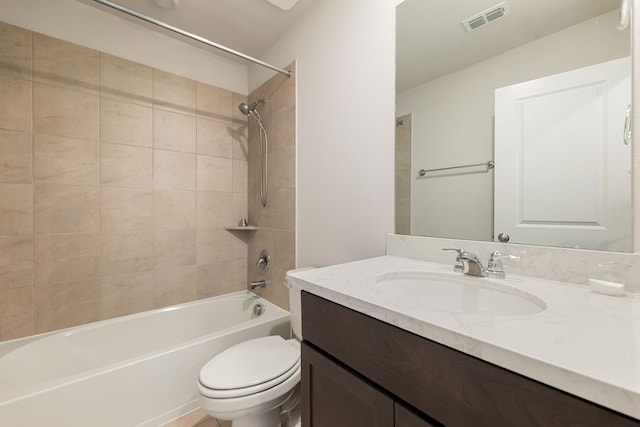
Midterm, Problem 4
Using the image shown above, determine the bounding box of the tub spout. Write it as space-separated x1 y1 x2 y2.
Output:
248 280 268 292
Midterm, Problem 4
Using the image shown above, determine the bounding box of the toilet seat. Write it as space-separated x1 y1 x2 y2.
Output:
199 336 300 399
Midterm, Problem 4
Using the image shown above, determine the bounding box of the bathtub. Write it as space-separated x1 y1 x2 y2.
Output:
0 292 290 427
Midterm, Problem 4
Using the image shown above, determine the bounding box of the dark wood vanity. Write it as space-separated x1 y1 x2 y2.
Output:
301 291 640 427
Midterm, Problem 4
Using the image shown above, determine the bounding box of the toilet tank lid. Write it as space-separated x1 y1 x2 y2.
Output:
199 335 299 390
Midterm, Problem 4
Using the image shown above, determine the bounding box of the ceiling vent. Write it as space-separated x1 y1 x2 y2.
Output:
462 2 511 32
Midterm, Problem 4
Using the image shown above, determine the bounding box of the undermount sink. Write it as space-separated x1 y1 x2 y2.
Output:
374 272 546 315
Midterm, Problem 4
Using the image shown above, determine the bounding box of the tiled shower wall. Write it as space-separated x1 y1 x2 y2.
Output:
0 22 253 341
246 64 296 309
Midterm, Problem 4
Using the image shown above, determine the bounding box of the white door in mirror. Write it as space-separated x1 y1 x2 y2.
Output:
494 57 632 252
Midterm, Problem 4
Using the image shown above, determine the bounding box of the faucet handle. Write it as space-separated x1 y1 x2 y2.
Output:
442 248 464 273
487 251 520 279
442 247 463 253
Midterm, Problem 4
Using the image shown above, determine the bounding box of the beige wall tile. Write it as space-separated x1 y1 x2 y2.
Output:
101 142 153 188
101 97 152 147
154 265 197 307
0 183 33 235
100 53 152 104
196 82 232 120
232 159 248 194
197 155 233 192
0 287 33 340
154 150 196 190
232 121 249 162
34 278 100 333
269 76 295 113
34 184 99 234
196 227 234 266
0 236 33 290
232 192 248 224
197 262 234 298
101 231 154 275
34 83 99 140
34 134 99 186
153 69 196 112
273 230 295 272
101 272 154 319
154 190 196 229
33 33 99 93
0 129 32 183
197 117 233 158
154 229 196 268
0 75 31 132
0 22 32 80
101 187 154 232
263 188 295 232
268 147 295 191
34 233 99 286
272 105 296 152
154 108 196 153
231 242 249 291
0 25 266 340
197 191 233 228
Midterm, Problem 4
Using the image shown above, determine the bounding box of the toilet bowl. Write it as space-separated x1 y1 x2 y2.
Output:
197 280 306 427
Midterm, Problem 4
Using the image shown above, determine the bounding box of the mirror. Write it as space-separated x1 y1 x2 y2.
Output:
395 0 631 252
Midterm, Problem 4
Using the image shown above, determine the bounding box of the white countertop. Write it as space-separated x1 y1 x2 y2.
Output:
287 255 640 420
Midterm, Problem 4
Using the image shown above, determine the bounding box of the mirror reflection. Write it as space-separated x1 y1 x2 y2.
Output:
395 0 631 252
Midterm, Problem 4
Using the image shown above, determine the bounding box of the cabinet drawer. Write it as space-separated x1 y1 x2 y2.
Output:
302 291 640 427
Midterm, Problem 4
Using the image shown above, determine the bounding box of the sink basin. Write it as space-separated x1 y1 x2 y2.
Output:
374 272 546 315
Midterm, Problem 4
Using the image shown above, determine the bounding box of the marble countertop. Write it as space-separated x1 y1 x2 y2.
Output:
286 255 640 420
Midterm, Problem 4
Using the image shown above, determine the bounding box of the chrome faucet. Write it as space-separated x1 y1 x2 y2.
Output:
458 251 486 277
443 249 520 278
248 280 268 292
442 248 486 277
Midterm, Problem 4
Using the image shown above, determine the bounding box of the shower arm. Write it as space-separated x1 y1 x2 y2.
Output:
91 0 292 77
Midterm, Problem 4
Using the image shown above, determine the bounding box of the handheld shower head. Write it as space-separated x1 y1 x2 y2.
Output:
238 99 267 116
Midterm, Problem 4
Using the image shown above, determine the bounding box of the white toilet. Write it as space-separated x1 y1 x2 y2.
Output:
197 284 303 427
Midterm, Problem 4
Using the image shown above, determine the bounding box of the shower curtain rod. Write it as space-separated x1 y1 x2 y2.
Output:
92 0 292 77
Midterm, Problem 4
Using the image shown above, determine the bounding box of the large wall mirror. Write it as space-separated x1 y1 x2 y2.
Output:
395 0 632 252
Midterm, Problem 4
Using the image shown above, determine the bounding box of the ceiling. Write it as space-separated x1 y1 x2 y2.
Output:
396 0 622 92
85 0 316 62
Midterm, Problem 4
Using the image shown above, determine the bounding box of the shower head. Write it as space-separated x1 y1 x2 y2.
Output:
238 99 267 116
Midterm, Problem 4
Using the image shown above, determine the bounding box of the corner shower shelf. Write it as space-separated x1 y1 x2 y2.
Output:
224 226 259 231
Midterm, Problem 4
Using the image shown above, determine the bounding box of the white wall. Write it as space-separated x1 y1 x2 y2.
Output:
250 0 398 268
0 0 248 94
397 10 630 241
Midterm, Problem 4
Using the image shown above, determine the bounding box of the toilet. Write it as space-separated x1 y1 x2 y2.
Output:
197 284 303 427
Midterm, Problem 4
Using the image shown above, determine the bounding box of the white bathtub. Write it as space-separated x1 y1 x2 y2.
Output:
0 292 290 427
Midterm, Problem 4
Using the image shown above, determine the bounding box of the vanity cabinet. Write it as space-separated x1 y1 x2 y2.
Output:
300 291 640 427
302 342 437 427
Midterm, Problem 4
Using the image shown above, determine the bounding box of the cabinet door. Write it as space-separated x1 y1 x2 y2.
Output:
301 342 394 427
395 403 440 427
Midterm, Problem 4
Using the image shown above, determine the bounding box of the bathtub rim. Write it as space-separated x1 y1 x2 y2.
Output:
0 291 285 354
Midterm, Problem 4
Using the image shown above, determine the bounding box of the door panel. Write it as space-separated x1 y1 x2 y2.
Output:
301 342 394 427
494 57 631 251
